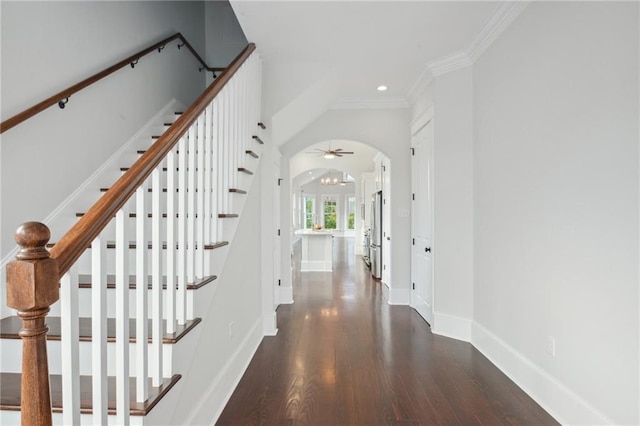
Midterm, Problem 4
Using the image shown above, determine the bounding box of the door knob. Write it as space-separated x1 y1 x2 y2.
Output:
425 247 431 253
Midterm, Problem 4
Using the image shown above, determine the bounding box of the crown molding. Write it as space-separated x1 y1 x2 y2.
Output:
407 0 530 101
330 97 408 110
428 51 473 77
467 0 531 62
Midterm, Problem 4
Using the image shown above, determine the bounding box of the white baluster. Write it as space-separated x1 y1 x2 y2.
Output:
177 136 188 325
60 266 80 426
135 183 148 402
204 104 213 247
91 235 108 424
151 167 163 386
166 148 177 334
196 113 205 278
187 123 197 284
115 206 130 424
221 88 230 216
231 78 238 192
211 100 219 244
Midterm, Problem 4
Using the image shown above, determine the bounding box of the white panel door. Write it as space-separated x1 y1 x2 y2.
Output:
411 120 434 325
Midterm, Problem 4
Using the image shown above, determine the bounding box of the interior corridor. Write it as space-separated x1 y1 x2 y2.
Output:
217 237 558 425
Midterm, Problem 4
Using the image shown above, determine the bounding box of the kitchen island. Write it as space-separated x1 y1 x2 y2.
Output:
295 229 334 272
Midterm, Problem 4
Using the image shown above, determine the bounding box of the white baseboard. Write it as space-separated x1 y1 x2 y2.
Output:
471 321 611 425
185 318 263 425
388 287 410 305
279 286 294 304
432 312 472 342
262 312 278 336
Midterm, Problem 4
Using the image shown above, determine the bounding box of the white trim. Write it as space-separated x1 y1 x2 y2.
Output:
186 318 263 425
471 321 610 425
279 286 294 304
467 1 531 62
388 287 410 305
0 99 183 269
428 51 473 77
262 312 278 336
410 106 434 137
331 97 408 110
408 0 530 101
432 312 472 342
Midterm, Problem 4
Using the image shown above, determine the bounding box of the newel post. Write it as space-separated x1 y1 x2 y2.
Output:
6 222 59 426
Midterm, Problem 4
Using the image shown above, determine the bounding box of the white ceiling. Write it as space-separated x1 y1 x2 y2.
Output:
231 1 501 118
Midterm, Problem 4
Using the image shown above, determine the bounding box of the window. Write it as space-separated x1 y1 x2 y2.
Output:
323 197 337 229
303 195 315 229
347 196 356 230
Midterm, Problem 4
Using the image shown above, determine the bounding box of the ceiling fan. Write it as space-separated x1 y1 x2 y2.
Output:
308 146 355 159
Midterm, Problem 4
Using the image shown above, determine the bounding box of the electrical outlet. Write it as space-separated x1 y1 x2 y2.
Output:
546 336 556 357
229 321 234 340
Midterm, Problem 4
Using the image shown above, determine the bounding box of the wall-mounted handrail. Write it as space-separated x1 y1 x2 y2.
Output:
0 32 226 134
49 43 256 276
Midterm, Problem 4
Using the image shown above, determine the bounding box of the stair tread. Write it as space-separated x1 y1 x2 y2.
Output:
0 316 201 344
245 150 259 159
237 167 253 175
252 135 264 145
0 372 180 416
229 188 247 194
76 274 217 290
218 214 239 218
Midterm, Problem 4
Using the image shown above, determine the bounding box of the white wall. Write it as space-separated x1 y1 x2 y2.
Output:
1 1 206 257
472 2 638 424
282 108 411 304
431 67 475 338
169 159 264 424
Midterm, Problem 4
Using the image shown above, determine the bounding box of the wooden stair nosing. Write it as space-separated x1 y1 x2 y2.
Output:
0 372 180 416
252 135 264 145
229 188 247 194
46 241 229 250
218 214 239 218
237 167 253 175
257 122 266 129
0 316 202 345
245 150 259 159
76 274 217 291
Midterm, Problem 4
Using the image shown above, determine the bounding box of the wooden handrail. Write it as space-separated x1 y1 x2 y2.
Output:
0 32 226 134
49 43 256 276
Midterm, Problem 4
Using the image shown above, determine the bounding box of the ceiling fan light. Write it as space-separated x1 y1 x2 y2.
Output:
324 152 336 159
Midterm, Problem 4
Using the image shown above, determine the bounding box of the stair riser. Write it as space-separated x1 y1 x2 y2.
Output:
69 246 221 277
0 339 174 377
49 289 196 320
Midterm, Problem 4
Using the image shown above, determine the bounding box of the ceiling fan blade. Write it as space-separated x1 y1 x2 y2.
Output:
336 151 354 155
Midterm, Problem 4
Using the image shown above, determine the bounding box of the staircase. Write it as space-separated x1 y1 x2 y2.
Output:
0 38 264 425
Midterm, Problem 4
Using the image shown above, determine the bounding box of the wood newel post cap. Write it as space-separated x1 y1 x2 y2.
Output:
6 222 59 311
15 222 51 260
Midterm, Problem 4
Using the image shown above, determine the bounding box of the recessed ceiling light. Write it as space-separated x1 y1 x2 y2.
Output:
377 85 388 92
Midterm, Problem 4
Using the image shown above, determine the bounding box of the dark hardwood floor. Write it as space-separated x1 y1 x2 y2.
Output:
217 237 558 425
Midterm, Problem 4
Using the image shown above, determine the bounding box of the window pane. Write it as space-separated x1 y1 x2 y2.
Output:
347 196 356 230
324 198 337 229
304 196 315 229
